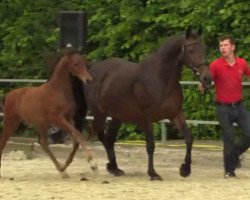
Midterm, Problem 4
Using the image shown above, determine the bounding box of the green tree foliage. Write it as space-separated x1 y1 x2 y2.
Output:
0 0 249 139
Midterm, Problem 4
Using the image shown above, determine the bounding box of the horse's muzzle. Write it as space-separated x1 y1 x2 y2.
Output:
201 75 212 90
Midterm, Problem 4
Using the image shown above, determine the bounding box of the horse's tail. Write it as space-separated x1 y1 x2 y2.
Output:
0 96 6 112
70 75 90 138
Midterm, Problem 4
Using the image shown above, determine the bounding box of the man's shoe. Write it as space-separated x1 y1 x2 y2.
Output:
224 171 236 178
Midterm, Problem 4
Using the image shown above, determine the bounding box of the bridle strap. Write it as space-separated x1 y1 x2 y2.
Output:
181 40 201 53
191 62 208 76
181 40 207 76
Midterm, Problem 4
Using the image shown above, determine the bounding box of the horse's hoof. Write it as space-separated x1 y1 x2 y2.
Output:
150 175 163 181
108 168 125 176
106 163 125 176
179 163 191 177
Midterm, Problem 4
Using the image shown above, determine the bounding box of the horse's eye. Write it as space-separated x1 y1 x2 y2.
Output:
187 47 194 53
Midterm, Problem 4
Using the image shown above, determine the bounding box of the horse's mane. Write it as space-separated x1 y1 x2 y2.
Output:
158 33 185 60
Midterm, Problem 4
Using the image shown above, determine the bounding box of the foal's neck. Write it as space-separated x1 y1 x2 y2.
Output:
48 59 72 91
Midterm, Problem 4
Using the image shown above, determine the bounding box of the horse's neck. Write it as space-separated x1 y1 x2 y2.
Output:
48 62 72 92
158 39 184 83
140 51 182 85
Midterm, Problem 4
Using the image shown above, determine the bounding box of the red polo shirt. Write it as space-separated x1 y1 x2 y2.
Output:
210 56 250 103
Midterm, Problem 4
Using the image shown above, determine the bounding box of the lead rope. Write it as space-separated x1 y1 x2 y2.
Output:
200 87 213 117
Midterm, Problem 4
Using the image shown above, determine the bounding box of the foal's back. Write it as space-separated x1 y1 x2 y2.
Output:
4 80 74 128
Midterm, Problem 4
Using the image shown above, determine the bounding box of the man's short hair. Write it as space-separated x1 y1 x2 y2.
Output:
219 35 235 45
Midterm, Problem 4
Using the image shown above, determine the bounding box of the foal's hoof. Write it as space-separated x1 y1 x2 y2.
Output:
106 163 125 176
179 163 191 177
88 157 98 172
61 172 70 179
91 165 98 172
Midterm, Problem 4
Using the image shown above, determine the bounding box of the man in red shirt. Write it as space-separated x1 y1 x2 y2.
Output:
208 35 250 178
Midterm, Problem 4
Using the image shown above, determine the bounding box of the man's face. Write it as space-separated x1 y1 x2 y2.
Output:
219 39 235 58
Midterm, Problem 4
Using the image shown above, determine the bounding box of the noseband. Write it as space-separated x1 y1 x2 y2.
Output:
181 40 207 76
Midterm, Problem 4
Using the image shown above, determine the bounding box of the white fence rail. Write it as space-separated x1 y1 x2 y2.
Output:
1 78 250 144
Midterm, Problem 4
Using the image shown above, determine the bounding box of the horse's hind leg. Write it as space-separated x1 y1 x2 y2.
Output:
0 116 21 178
173 111 193 177
105 120 124 176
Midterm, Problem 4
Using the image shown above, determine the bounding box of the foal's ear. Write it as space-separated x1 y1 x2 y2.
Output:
186 26 192 39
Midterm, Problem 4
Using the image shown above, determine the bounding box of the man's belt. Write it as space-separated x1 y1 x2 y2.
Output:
216 99 243 107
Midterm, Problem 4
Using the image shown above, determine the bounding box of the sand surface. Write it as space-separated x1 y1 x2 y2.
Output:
1 140 250 200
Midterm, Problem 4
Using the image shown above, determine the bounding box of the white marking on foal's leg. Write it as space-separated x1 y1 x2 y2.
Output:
87 156 98 172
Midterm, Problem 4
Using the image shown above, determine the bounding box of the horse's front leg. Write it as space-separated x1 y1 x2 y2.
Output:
105 120 124 176
93 117 124 176
173 111 193 177
144 123 162 181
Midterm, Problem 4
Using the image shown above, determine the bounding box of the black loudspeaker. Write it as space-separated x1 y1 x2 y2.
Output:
59 11 87 51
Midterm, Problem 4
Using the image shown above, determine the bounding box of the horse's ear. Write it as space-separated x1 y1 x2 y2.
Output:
186 26 192 39
198 26 203 36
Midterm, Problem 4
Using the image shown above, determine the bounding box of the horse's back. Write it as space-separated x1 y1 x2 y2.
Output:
89 57 138 79
87 58 138 96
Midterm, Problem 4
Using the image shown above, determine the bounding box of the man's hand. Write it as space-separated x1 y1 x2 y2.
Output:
198 83 205 93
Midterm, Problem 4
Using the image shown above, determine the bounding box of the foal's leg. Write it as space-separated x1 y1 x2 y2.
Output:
61 141 79 171
0 116 21 178
105 120 124 176
173 111 193 177
144 122 162 181
38 126 67 177
54 117 97 171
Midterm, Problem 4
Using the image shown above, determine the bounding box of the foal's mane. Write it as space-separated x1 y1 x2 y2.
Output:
46 49 79 78
44 48 87 132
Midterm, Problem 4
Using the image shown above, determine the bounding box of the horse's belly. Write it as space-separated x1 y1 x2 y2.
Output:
107 99 143 123
152 96 183 122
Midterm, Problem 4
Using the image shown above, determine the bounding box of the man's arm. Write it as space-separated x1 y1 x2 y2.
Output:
246 62 250 78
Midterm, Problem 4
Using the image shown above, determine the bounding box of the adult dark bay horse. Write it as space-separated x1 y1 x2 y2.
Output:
0 50 96 178
85 28 212 180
